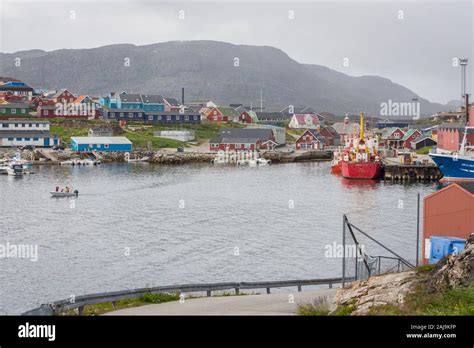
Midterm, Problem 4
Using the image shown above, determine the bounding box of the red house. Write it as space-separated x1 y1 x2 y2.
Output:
422 183 474 264
207 107 240 123
48 89 76 104
381 127 405 148
402 129 422 149
295 129 325 150
437 106 474 152
318 126 340 146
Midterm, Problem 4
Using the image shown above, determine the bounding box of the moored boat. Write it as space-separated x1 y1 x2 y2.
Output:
50 190 79 197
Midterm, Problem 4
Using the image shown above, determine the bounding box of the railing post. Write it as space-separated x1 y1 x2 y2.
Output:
266 288 270 294
297 285 302 292
342 214 346 287
207 290 212 297
328 282 333 289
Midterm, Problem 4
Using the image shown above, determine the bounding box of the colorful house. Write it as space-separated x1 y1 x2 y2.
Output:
295 129 325 150
411 136 437 151
102 109 145 121
318 126 340 146
47 89 76 104
0 103 31 119
207 107 241 123
163 97 182 112
141 95 166 112
254 112 292 126
209 128 275 151
380 127 405 149
422 183 474 264
0 120 58 147
332 115 360 143
144 111 201 124
0 81 34 100
70 136 132 152
402 129 422 149
239 111 258 124
288 114 321 129
118 93 143 109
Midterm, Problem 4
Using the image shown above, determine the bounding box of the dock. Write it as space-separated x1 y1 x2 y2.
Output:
383 164 442 181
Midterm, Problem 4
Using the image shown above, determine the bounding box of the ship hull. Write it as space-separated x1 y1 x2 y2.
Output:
341 161 383 179
331 162 342 174
429 153 474 182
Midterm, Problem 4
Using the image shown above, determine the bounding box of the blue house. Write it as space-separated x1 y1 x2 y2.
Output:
141 95 165 112
144 111 201 124
70 136 132 152
102 108 145 121
117 93 143 109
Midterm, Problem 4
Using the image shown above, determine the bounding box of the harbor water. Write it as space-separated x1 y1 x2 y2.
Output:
0 162 437 314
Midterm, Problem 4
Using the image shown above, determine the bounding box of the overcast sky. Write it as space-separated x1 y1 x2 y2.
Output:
0 0 472 104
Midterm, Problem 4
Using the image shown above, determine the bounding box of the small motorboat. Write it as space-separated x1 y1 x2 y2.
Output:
50 190 79 197
127 156 149 163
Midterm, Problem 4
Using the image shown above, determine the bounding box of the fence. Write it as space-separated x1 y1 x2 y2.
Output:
342 214 415 287
22 277 346 316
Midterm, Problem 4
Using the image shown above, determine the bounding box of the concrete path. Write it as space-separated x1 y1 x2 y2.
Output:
105 289 337 316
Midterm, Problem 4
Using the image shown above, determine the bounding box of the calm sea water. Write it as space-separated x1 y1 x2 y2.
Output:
0 162 437 314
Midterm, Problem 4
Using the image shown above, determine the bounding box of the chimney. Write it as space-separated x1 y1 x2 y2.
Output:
182 87 185 105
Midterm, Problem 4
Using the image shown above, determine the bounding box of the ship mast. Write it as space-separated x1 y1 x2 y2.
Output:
359 112 365 142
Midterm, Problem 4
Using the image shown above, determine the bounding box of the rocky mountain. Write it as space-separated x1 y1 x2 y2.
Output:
0 41 448 116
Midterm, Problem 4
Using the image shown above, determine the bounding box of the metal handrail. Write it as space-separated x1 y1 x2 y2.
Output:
22 277 348 316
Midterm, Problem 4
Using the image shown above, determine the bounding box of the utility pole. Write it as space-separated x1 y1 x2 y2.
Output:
260 89 263 112
459 58 468 107
416 193 420 267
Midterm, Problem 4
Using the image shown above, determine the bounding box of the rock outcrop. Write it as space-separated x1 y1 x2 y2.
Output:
333 271 419 315
426 234 474 292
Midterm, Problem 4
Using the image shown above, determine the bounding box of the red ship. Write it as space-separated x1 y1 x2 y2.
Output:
338 112 383 180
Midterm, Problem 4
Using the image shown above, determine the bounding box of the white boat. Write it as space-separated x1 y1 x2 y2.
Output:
50 190 79 197
256 158 271 165
127 156 149 163
6 163 24 176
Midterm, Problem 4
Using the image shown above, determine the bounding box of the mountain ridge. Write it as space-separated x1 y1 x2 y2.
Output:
0 40 448 116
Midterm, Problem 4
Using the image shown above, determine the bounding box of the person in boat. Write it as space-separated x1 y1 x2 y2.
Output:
55 186 59 192
65 186 70 193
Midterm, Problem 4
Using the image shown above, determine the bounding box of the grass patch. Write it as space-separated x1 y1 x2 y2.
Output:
297 296 331 316
416 146 433 155
65 292 180 316
368 282 474 316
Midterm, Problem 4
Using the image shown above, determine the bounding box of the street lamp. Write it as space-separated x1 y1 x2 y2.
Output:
459 58 468 106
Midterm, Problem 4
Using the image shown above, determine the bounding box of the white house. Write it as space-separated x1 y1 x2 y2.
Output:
288 114 321 129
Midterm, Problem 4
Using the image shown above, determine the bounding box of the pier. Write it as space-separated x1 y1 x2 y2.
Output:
383 164 442 181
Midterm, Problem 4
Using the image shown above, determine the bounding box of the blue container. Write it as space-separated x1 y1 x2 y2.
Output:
428 236 466 265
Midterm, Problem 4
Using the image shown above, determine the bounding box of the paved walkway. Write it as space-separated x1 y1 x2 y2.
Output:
105 289 337 316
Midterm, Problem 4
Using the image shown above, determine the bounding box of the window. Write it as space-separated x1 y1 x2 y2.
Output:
22 124 25 127
29 124 33 127
8 138 13 141
194 115 198 120
0 109 5 113
167 115 172 121
104 144 110 149
36 124 40 127
2 124 7 128
157 115 162 120
110 112 115 118
16 138 22 141
11 109 16 114
148 115 153 121
24 138 30 141
129 113 133 119
44 110 49 116
184 115 189 121
120 112 125 118
33 138 39 141
21 109 26 113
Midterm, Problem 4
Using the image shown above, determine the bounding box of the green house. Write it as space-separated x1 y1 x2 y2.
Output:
0 103 30 118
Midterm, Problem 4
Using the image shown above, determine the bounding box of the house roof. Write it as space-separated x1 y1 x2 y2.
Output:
119 94 142 103
0 119 49 124
298 129 325 142
292 114 320 125
402 128 421 141
459 182 474 194
255 112 292 120
332 122 360 135
410 136 436 145
142 94 165 104
90 127 113 132
163 97 180 106
381 127 404 139
214 107 240 117
320 126 339 137
50 89 73 99
210 128 273 143
73 95 91 104
0 131 51 138
0 103 30 109
71 136 132 145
